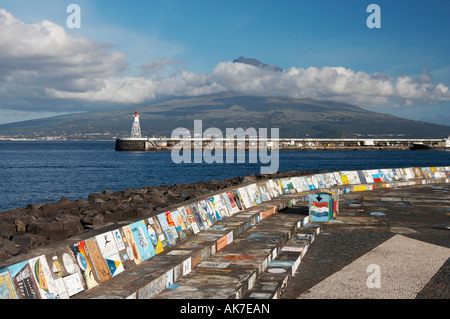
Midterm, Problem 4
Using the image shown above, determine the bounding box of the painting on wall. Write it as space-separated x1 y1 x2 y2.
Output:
45 247 86 297
0 270 18 299
5 261 40 299
128 220 157 261
95 231 125 277
84 238 111 283
180 206 200 234
147 217 168 249
69 241 99 289
28 255 67 299
157 213 177 247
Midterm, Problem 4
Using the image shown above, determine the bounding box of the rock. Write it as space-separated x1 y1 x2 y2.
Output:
14 220 26 233
27 218 65 240
94 198 106 204
0 222 15 240
0 238 21 259
80 210 104 229
55 214 82 237
58 196 71 205
12 234 49 252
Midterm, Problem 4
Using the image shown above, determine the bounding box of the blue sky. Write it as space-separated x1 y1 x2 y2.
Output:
0 0 449 126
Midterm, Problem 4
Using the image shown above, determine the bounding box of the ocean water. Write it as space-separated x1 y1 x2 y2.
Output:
0 141 449 213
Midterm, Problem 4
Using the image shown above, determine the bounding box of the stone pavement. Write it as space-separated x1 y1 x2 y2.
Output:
281 183 450 299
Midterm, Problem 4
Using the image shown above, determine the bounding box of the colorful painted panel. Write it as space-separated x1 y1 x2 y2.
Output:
147 217 168 251
0 270 18 299
120 225 142 265
157 213 177 247
6 261 40 299
170 209 188 242
414 167 423 178
237 187 253 209
28 255 66 299
338 172 349 185
128 220 157 261
369 170 382 183
95 231 125 277
333 172 343 186
70 241 99 289
309 193 333 222
199 200 216 225
45 247 86 297
314 175 325 188
84 238 111 283
182 205 201 234
189 203 208 231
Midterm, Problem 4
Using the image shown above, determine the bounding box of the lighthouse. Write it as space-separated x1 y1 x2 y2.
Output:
130 111 142 138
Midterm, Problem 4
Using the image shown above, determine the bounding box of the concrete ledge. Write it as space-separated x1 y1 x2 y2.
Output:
244 223 320 299
154 213 305 299
72 205 283 299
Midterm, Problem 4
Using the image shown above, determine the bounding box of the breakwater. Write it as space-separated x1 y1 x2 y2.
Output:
0 166 448 299
115 137 449 151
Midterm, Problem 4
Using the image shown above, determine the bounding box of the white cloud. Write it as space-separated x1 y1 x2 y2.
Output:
0 8 449 114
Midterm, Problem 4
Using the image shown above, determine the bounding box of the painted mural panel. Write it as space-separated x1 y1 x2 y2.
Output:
84 238 111 283
182 205 201 234
6 261 40 299
128 220 157 261
333 172 343 186
170 209 188 242
189 203 208 231
0 270 18 299
338 172 349 185
414 167 423 178
314 174 325 188
157 213 177 247
28 255 66 299
421 167 433 178
237 187 252 209
198 200 216 225
95 231 125 277
69 241 99 289
45 246 86 297
177 206 195 236
111 227 133 266
120 225 142 265
147 217 167 253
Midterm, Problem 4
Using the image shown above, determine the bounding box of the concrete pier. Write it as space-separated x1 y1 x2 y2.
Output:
0 166 448 299
115 137 450 151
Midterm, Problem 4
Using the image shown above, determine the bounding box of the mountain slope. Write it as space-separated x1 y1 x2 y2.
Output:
0 92 449 140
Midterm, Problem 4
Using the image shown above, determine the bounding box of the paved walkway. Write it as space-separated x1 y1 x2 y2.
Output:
297 234 450 299
281 183 450 299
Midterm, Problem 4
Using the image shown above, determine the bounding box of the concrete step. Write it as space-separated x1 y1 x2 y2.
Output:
153 212 307 299
72 199 296 299
243 222 321 299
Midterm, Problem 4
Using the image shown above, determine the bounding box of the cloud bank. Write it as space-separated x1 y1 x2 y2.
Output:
1 9 449 113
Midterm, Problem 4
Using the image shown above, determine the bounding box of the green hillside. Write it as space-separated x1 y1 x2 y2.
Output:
0 92 449 140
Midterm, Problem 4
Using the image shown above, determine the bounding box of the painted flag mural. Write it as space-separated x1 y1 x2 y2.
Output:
309 193 333 222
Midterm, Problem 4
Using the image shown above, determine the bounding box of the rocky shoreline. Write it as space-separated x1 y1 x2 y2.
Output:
0 170 322 262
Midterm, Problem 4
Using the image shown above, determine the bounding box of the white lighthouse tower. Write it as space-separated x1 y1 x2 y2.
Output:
130 111 142 138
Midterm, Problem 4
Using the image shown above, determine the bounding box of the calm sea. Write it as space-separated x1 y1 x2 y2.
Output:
0 141 449 213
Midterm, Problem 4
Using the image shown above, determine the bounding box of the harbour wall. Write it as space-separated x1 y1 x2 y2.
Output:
0 166 449 299
115 137 448 151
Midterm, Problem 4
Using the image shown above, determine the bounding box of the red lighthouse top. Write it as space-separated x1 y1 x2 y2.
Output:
134 111 138 117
